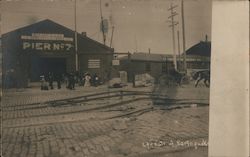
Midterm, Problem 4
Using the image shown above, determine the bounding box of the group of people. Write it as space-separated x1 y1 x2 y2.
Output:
40 72 101 90
69 72 100 88
40 72 62 90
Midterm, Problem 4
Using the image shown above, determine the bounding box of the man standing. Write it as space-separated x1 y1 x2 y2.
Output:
84 73 91 87
48 72 54 89
55 73 62 89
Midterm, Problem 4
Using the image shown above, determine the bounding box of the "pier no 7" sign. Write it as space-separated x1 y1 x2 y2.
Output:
22 42 74 51
21 33 74 51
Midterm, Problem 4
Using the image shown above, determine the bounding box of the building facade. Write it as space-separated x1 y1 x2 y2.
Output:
2 19 114 88
119 53 175 82
119 52 210 82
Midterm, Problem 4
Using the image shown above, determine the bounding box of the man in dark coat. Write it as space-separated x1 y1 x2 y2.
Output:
55 73 62 89
48 72 54 89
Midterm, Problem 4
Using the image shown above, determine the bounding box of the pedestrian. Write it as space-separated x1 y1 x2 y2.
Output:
48 72 54 89
55 73 62 89
84 73 91 87
79 74 84 86
67 72 75 90
67 73 72 89
40 75 48 90
93 73 99 87
72 73 76 89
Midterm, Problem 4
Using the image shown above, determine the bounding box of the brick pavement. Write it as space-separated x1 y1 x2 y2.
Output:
2 84 209 157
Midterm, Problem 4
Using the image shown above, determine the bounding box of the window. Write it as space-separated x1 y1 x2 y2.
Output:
88 59 100 69
145 63 151 72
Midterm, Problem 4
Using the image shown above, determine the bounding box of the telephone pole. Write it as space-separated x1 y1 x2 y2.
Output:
168 3 178 71
181 0 187 73
74 0 79 71
177 30 181 70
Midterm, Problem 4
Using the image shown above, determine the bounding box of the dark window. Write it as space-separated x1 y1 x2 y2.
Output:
145 63 151 72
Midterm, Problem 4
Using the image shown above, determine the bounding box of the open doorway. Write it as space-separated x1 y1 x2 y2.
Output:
30 57 66 81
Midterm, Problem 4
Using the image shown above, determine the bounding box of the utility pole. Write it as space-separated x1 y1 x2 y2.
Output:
177 30 181 70
74 0 79 72
181 0 187 73
168 3 178 71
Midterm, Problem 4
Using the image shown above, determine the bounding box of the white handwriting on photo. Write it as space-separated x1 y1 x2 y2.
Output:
142 139 208 150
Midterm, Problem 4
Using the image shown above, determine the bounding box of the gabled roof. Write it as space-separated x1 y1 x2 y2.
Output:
186 41 211 57
2 19 73 36
2 19 113 52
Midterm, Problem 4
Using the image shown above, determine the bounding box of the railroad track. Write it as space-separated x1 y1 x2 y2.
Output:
2 91 168 111
2 90 209 120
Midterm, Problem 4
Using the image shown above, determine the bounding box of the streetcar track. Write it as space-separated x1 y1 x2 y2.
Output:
2 103 209 129
2 90 155 108
3 95 209 120
3 94 207 112
2 96 153 120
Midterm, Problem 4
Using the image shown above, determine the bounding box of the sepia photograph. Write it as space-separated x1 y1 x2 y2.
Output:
1 0 211 156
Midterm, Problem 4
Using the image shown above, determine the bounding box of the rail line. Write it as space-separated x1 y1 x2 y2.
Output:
2 90 209 120
3 90 207 110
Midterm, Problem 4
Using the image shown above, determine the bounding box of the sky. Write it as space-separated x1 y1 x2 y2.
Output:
1 0 212 54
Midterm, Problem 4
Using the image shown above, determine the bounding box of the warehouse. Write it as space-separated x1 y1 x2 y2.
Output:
119 50 210 83
119 53 175 82
2 19 114 88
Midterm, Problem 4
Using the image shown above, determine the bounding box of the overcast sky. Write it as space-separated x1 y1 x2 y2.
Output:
1 0 212 54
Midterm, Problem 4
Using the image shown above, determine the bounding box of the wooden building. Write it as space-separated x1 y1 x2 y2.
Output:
119 53 175 82
2 19 114 88
119 50 210 82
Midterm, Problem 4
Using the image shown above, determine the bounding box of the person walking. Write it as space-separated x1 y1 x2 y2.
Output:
48 72 54 90
72 73 76 89
40 75 48 90
67 73 72 90
93 73 99 87
55 73 62 89
84 73 91 87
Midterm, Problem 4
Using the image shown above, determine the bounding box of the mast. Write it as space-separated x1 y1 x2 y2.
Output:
100 0 106 45
110 26 115 48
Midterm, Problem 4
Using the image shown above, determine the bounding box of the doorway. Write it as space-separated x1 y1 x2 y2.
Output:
30 57 66 81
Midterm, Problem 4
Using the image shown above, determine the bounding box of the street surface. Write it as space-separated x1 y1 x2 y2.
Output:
1 83 209 157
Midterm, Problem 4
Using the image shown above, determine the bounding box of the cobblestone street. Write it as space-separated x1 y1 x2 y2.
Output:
2 84 209 157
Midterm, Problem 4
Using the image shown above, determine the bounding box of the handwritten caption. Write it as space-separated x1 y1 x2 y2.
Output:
142 139 208 150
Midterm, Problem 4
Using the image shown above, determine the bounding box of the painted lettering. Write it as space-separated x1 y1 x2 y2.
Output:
35 43 43 50
23 42 31 49
60 43 65 49
31 43 35 49
65 43 73 50
53 43 60 50
22 42 73 51
43 43 51 50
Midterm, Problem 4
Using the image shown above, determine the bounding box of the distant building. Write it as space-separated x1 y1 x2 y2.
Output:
186 38 211 57
2 19 114 88
184 37 211 71
119 50 210 82
119 53 174 82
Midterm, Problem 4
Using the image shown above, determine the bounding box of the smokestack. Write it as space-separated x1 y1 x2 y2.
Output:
205 34 208 42
148 48 151 54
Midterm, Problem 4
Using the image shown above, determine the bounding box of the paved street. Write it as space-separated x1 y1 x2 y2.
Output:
2 83 209 157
